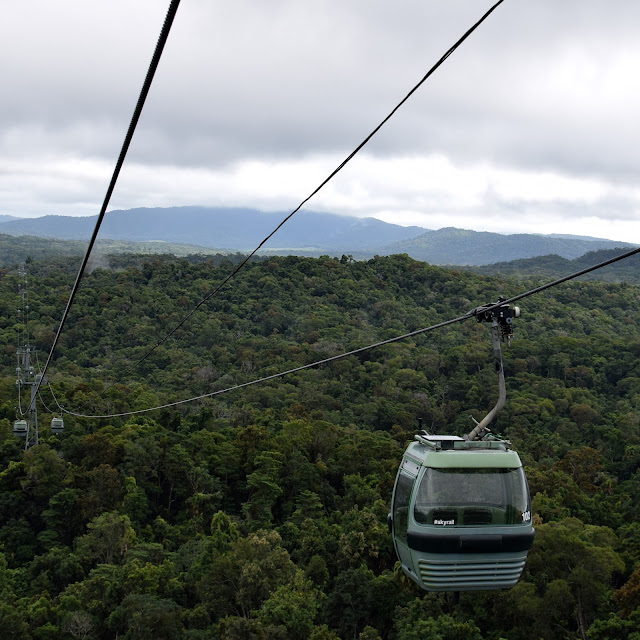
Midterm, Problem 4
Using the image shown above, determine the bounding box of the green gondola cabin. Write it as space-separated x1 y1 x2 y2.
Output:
390 434 534 591
13 420 28 437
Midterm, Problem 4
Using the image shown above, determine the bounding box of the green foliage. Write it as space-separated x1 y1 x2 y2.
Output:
0 252 639 638
75 511 136 566
257 570 320 639
472 248 640 284
587 608 640 640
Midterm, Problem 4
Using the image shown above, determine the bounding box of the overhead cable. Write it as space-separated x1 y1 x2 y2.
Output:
482 246 640 311
31 0 182 403
48 313 473 419
47 244 640 420
118 0 507 377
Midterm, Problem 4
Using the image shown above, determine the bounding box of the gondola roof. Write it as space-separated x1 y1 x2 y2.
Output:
403 436 523 470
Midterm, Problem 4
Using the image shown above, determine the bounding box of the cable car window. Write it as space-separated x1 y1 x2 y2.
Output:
393 472 414 544
414 467 530 526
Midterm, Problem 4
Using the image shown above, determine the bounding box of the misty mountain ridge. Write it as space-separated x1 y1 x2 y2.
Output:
0 206 635 266
0 207 426 252
466 247 640 283
379 227 636 265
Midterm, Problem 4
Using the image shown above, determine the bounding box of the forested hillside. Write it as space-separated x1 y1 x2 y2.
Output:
0 234 241 265
470 247 640 284
0 253 639 639
378 228 636 266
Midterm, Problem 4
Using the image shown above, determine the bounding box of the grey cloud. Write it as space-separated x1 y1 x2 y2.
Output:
482 188 640 223
2 0 640 226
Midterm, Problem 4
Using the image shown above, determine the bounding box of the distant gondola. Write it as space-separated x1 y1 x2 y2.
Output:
13 420 28 437
389 301 535 591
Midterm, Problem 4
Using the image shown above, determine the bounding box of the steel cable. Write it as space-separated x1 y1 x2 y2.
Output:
47 245 640 419
116 0 507 378
32 0 182 403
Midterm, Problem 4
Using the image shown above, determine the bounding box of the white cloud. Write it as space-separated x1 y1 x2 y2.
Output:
487 168 607 204
5 151 637 244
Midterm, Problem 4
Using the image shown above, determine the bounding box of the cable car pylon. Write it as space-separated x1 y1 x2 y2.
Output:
389 300 534 591
14 265 39 449
13 265 64 448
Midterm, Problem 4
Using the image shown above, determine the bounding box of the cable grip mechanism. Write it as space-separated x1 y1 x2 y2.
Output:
472 296 520 345
466 299 520 440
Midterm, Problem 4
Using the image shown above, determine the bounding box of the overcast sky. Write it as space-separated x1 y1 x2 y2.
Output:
2 0 640 243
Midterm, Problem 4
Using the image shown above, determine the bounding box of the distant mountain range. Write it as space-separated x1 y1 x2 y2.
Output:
0 206 635 266
380 227 636 265
0 207 425 253
468 247 640 283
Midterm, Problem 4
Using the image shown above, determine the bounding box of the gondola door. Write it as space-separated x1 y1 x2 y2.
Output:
391 457 420 582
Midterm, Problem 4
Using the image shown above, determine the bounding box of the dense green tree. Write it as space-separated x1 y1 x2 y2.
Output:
394 598 483 640
586 608 640 640
257 570 320 640
243 451 284 527
75 511 136 566
1 252 639 639
107 593 182 640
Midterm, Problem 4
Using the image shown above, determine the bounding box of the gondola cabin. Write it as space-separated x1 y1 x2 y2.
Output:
13 420 28 437
50 417 64 434
390 434 534 591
